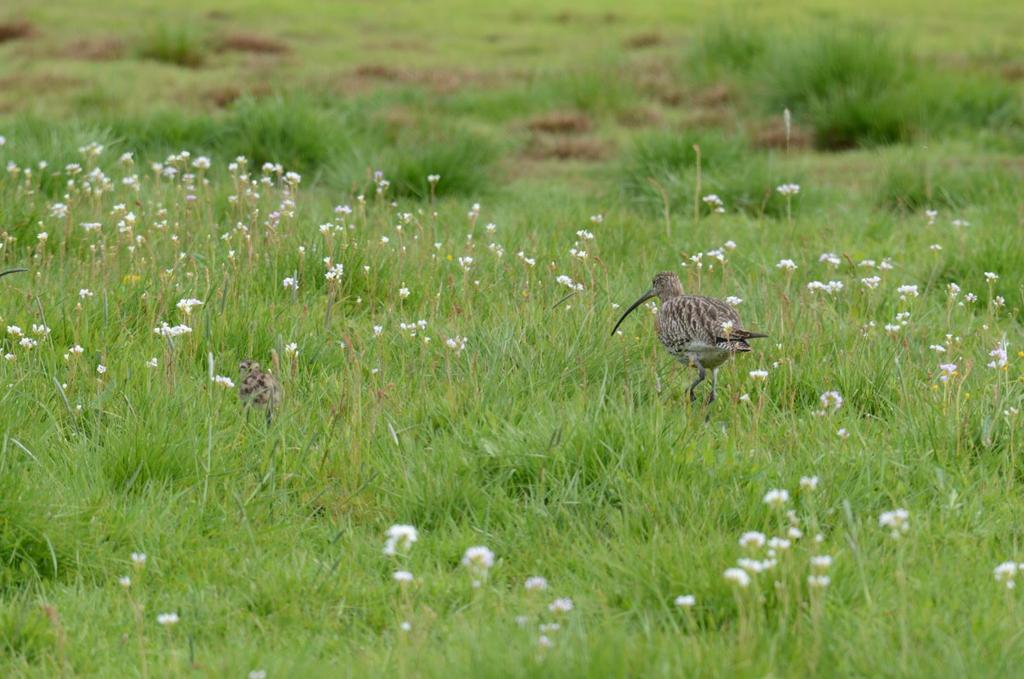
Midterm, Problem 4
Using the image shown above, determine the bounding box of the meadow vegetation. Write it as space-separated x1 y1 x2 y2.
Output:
1 0 1023 676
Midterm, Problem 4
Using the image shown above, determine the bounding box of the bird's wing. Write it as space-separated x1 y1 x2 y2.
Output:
680 295 767 342
660 296 730 344
682 295 740 324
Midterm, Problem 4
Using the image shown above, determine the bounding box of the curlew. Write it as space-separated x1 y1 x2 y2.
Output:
238 358 283 424
611 271 767 405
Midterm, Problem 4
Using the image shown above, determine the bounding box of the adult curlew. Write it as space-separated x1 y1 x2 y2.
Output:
611 271 767 405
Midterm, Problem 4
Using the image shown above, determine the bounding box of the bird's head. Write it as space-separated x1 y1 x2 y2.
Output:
239 360 260 376
611 271 683 336
651 271 684 299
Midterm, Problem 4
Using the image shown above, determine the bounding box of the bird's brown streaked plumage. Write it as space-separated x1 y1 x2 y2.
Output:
238 359 283 424
612 271 767 405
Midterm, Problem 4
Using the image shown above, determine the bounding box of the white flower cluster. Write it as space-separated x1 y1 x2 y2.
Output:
702 194 725 213
988 340 1008 369
556 275 584 292
994 561 1021 589
807 280 844 294
383 524 418 556
325 262 345 282
175 298 203 315
879 508 910 539
445 336 468 354
154 322 192 338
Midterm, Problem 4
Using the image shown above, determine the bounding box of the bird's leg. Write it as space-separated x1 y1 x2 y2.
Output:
687 360 707 403
708 369 718 405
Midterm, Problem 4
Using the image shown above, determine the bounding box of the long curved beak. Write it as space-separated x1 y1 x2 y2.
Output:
611 288 655 336
0 268 27 279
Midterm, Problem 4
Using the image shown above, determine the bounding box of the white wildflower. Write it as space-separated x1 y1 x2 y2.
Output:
988 340 1008 370
994 561 1018 589
819 391 843 412
896 284 918 300
807 575 831 589
175 298 203 315
763 489 790 509
723 568 751 588
383 524 418 556
739 531 766 549
674 594 696 608
556 275 584 292
879 508 910 539
157 613 179 626
524 576 549 592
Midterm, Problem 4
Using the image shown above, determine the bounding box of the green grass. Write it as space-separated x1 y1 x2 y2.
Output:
136 24 209 68
1 128 1022 677
2 1 1024 677
620 131 808 218
689 24 1022 149
876 150 1023 211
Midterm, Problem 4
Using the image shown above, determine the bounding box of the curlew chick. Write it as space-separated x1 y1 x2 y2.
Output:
238 359 283 424
612 271 767 405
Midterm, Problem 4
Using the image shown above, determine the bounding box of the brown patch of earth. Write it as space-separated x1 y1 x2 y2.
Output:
553 11 621 24
525 136 609 161
218 33 290 55
527 111 592 134
60 38 125 61
0 72 81 94
350 64 483 94
749 118 814 150
354 64 402 80
624 32 663 49
617 107 663 128
204 82 272 108
1001 63 1024 81
0 20 34 43
692 83 731 107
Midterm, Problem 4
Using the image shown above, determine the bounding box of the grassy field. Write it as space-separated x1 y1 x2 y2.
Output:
1 1 1024 676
